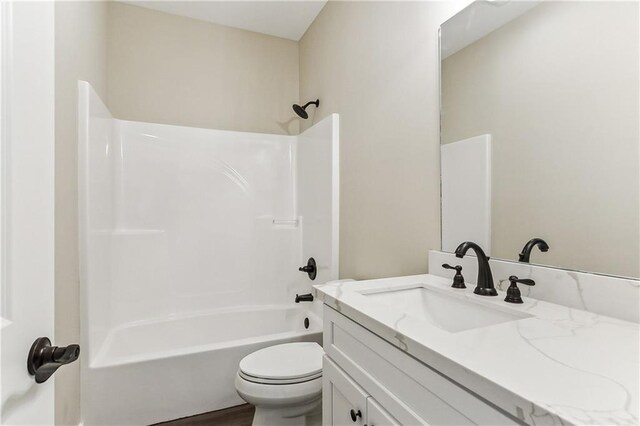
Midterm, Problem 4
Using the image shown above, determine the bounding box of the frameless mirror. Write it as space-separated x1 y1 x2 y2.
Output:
440 0 639 278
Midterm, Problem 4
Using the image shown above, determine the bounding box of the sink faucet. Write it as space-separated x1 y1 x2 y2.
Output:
454 241 497 296
518 238 549 263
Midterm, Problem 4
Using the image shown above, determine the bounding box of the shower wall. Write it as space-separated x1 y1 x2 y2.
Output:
78 80 338 367
109 120 299 327
297 114 340 283
78 81 116 361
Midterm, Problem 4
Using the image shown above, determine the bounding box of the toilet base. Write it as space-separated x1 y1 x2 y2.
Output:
251 397 321 426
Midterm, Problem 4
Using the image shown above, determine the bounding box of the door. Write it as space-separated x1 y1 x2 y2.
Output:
1 2 56 424
323 356 368 426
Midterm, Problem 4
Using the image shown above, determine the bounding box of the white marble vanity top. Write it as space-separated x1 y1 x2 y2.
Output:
314 274 639 425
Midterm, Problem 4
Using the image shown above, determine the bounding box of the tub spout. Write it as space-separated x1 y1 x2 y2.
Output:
295 293 314 303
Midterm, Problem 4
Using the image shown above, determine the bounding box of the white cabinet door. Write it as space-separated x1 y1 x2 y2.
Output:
0 2 56 425
366 398 401 426
323 356 368 426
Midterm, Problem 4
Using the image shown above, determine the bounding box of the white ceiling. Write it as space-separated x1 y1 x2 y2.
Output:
121 1 327 41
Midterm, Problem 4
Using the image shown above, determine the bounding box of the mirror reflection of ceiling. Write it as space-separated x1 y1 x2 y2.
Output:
440 0 540 60
440 1 639 279
119 1 327 41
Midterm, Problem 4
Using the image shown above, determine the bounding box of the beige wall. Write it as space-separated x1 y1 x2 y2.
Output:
442 1 639 278
54 2 108 425
107 2 300 135
300 1 470 280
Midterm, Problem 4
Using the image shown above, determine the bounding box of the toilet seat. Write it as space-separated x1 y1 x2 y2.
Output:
238 370 322 385
238 342 323 384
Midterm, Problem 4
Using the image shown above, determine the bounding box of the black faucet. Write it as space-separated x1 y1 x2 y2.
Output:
518 238 549 263
454 241 497 296
295 293 314 303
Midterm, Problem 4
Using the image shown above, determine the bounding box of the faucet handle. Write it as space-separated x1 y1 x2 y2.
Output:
509 276 535 286
505 275 535 303
298 257 317 280
442 264 466 289
442 263 461 272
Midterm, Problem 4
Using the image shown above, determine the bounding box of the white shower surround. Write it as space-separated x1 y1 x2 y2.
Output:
78 81 339 425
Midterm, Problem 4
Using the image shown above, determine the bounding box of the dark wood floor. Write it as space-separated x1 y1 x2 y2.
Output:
154 404 255 426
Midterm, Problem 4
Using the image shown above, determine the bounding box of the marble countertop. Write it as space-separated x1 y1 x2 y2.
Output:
314 274 639 425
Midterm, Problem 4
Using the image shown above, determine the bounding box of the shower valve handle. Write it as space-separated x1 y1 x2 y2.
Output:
298 257 317 280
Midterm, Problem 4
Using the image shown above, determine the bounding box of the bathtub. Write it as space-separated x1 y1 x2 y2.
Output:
82 304 322 426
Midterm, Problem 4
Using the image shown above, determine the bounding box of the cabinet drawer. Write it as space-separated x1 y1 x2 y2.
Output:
324 306 517 425
324 356 368 426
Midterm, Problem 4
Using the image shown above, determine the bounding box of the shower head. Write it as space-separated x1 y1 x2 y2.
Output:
292 104 308 119
292 99 320 119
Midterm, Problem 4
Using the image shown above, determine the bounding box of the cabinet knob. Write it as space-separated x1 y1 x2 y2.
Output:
350 409 362 422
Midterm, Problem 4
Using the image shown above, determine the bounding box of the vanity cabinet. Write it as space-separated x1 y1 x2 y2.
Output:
322 305 518 425
323 355 399 426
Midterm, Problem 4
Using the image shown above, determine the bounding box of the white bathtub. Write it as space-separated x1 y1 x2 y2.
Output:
82 304 322 426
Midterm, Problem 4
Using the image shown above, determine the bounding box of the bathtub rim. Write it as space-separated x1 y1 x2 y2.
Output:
90 304 322 369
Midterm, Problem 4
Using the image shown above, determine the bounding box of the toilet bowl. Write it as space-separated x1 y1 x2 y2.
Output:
235 342 324 426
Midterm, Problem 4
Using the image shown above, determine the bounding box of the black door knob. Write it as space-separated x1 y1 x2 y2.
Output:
27 337 80 383
350 409 362 422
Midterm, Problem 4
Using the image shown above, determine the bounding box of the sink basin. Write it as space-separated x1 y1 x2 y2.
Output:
360 286 531 333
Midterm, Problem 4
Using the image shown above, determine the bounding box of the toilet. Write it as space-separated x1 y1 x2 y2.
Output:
235 342 324 426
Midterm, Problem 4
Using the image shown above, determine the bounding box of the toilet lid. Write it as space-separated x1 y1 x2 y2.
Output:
239 342 323 381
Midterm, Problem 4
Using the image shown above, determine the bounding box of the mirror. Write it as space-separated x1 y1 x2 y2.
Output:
440 0 639 278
